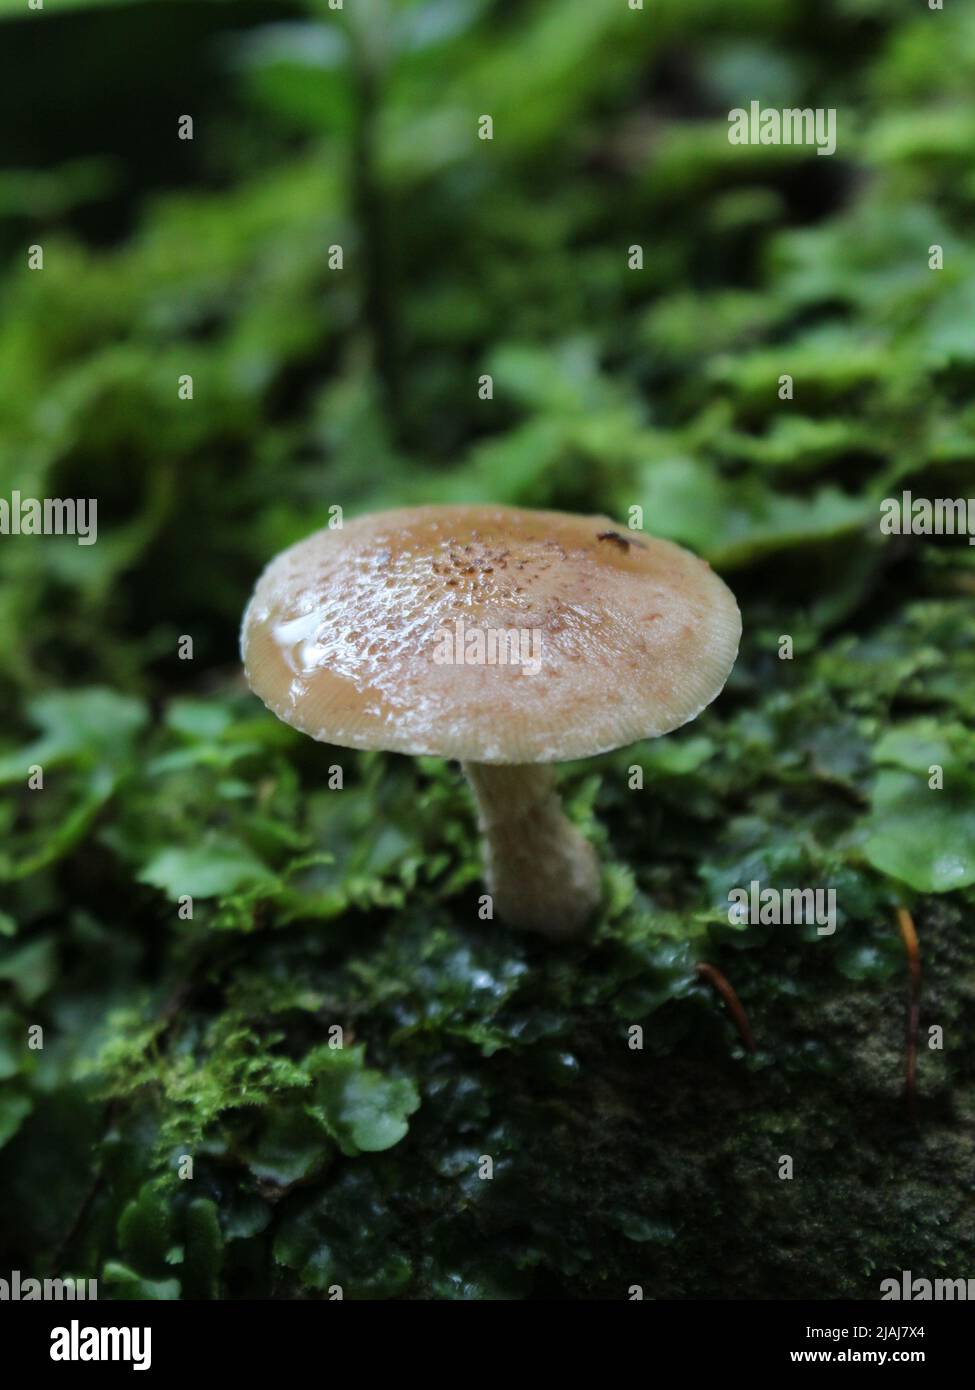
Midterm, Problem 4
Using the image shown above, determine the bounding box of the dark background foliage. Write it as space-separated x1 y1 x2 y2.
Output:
0 0 973 1299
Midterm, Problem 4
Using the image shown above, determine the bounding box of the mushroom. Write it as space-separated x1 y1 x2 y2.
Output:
241 505 740 939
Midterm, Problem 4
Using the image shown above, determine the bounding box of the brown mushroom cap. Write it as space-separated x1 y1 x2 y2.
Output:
241 504 741 764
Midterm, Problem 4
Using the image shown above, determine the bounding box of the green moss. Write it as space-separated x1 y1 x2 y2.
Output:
1 0 974 1299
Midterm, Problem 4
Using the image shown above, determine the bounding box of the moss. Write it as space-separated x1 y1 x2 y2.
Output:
2 0 975 1299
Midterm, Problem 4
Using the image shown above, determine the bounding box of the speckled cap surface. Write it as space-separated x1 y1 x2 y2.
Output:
241 504 741 764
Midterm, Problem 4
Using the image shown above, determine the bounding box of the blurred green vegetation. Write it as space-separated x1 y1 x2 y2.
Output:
1 0 974 1299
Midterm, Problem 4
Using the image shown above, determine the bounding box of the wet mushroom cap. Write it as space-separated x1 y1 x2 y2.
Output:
241 504 741 764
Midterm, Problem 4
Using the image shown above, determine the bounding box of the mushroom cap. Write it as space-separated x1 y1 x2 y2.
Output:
241 504 741 764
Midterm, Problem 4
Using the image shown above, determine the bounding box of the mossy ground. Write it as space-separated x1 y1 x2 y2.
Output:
1 0 974 1298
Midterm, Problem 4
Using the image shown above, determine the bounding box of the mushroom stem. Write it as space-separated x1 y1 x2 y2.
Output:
462 762 601 939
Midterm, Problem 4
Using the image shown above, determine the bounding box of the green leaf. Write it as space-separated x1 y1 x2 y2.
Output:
244 1109 332 1186
100 1264 181 1302
0 937 57 1004
306 1046 420 1155
0 1093 33 1150
273 1169 413 1297
117 1185 173 1279
638 457 868 569
873 720 974 776
165 699 235 742
138 838 276 901
862 770 975 893
181 1198 224 1301
0 688 147 783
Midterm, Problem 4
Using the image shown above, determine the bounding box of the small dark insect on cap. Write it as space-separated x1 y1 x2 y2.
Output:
596 530 648 551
